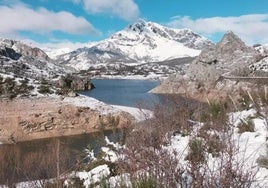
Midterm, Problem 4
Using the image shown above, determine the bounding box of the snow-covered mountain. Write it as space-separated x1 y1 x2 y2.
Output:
56 20 213 71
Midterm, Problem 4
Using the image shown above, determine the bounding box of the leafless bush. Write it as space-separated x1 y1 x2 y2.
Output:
187 129 258 188
117 95 260 187
237 118 255 133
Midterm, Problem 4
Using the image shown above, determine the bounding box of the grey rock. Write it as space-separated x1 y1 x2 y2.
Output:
151 31 264 100
1 39 49 61
58 74 93 91
0 47 21 60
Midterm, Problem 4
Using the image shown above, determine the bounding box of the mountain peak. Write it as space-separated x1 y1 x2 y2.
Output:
127 19 148 33
215 30 253 56
218 31 245 47
57 20 214 70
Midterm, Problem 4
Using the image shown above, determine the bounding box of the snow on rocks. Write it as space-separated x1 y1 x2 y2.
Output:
230 110 268 186
76 165 110 187
63 95 152 122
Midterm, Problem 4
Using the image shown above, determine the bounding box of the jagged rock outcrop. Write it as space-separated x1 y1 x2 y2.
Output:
0 39 68 81
151 31 266 101
0 39 74 97
187 31 257 84
0 47 21 60
0 39 72 87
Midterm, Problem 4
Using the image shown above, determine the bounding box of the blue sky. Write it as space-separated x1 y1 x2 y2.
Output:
0 0 268 49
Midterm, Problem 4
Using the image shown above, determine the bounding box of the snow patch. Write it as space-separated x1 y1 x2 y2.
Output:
63 95 152 122
76 165 110 187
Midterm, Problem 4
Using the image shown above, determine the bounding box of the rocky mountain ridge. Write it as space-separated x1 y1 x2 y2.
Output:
0 39 50 61
55 20 213 71
0 39 93 98
0 38 67 79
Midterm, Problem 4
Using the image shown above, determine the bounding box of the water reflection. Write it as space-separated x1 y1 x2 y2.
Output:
0 129 123 185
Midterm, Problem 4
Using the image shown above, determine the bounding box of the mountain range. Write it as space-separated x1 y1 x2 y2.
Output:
0 20 267 91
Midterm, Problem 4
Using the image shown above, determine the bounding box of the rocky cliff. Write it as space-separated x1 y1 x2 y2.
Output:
151 31 268 101
0 39 94 98
0 39 49 61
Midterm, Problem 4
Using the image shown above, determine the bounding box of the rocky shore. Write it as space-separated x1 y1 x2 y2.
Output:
0 96 136 144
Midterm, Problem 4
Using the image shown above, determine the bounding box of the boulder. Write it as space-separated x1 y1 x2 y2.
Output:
58 74 94 91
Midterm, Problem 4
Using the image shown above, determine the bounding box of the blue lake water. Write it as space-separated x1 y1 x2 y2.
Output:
0 80 162 183
80 79 160 108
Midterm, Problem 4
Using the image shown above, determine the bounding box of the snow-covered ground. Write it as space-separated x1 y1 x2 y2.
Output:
12 102 268 187
7 91 268 188
93 73 166 81
71 108 268 187
63 95 152 122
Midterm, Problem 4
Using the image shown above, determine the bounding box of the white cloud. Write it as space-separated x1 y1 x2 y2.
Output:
25 39 87 50
168 14 268 44
22 38 98 58
0 4 98 36
82 0 139 21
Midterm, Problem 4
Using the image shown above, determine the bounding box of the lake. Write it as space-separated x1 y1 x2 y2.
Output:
0 129 124 184
80 79 160 108
0 79 161 185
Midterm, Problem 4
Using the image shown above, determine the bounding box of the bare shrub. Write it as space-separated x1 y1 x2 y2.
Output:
237 118 255 133
117 95 260 188
118 123 184 187
0 145 20 187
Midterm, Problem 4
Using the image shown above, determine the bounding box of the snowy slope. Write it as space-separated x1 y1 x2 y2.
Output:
56 20 213 70
251 44 268 73
43 42 98 59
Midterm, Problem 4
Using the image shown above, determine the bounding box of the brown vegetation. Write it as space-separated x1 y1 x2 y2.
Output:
115 94 262 187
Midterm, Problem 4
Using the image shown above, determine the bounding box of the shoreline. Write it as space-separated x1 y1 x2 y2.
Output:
0 95 148 144
1 126 123 145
